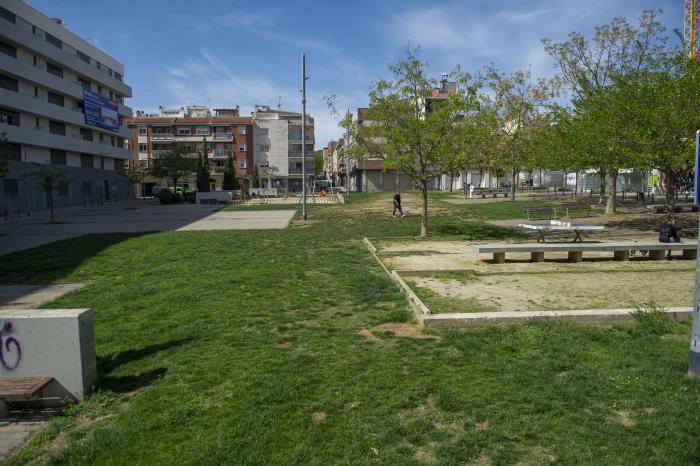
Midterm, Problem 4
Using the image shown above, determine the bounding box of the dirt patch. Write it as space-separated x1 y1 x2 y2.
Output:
411 270 693 312
45 432 68 454
475 420 489 431
644 407 657 414
615 410 635 427
472 452 492 465
311 411 326 422
275 342 290 349
557 371 570 378
358 323 441 341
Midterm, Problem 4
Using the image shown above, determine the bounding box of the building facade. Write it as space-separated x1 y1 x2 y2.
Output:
125 107 254 195
0 0 133 215
252 105 315 193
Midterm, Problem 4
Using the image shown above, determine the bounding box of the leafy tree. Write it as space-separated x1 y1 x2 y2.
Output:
542 9 666 210
122 164 146 199
313 150 324 175
351 47 479 237
22 164 72 223
485 67 557 201
261 165 279 191
149 144 197 192
222 152 235 190
252 164 260 189
196 137 210 192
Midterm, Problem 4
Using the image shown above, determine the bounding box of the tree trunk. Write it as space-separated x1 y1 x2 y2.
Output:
449 172 454 192
511 169 517 201
605 171 617 215
463 170 468 198
420 182 428 237
598 169 606 205
664 168 676 217
46 188 55 223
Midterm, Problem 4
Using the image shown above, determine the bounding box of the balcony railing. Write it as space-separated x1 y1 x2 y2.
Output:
213 133 232 140
212 149 228 158
152 133 173 140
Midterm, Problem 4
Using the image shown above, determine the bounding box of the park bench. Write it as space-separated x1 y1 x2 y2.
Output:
472 241 698 264
560 203 595 218
0 377 53 417
475 188 509 199
523 205 556 220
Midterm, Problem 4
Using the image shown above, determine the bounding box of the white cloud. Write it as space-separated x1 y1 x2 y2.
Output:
193 11 276 33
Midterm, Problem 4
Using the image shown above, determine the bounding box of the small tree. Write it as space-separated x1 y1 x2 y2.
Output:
196 137 210 192
23 164 72 223
149 144 197 192
0 132 9 178
222 152 235 190
252 164 260 189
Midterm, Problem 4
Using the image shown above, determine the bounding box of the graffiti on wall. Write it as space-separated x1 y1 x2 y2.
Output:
0 321 21 371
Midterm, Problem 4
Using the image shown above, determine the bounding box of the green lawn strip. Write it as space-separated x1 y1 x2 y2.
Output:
0 192 698 465
404 277 495 314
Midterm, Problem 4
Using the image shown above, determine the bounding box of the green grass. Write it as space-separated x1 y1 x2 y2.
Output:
1 193 699 465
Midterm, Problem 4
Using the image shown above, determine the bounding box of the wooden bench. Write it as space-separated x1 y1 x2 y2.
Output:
0 377 53 417
523 205 556 220
475 189 509 199
473 241 698 264
560 203 595 218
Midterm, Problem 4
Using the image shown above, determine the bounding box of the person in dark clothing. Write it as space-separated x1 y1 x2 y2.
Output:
659 216 680 259
393 192 405 218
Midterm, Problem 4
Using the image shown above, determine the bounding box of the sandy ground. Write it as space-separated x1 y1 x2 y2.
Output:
374 237 696 313
411 271 694 312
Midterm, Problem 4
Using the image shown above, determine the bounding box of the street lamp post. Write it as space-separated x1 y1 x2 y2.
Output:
690 129 700 377
301 54 308 221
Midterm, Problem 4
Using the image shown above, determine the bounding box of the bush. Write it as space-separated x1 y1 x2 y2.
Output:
183 192 196 203
631 302 673 335
159 191 183 204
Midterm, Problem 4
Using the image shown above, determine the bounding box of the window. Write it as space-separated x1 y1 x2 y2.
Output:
50 149 67 165
99 133 104 142
0 73 18 92
114 72 122 82
77 77 90 90
47 91 64 107
196 127 210 135
97 85 102 94
77 50 90 64
80 128 93 141
114 159 124 172
0 6 15 23
0 40 16 58
138 143 147 152
117 137 124 148
177 127 191 135
45 33 62 49
96 62 101 70
0 107 20 126
3 179 18 197
108 69 113 77
82 181 91 195
238 125 247 135
110 136 115 146
46 62 63 78
109 91 114 100
100 157 104 169
139 159 148 168
80 153 92 168
8 143 20 161
258 144 270 152
238 143 247 151
239 160 247 169
49 120 65 136
138 127 146 135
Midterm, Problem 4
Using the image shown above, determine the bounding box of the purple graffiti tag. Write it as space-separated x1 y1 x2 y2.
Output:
0 321 21 371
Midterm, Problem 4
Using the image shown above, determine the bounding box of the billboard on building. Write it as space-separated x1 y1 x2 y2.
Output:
83 89 119 132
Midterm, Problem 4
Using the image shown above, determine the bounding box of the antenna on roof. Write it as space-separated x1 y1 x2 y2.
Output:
277 96 282 109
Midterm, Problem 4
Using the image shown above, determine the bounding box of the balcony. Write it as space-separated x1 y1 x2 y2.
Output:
213 132 233 141
152 133 173 141
212 149 229 158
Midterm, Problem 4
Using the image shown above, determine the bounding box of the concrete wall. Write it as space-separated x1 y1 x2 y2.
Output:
0 308 96 403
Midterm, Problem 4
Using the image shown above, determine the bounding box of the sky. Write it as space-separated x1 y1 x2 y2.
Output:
30 0 683 147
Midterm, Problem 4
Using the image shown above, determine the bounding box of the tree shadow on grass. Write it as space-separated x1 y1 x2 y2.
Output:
0 233 151 283
95 338 193 394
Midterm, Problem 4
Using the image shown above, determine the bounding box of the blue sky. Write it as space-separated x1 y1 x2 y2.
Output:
31 0 683 146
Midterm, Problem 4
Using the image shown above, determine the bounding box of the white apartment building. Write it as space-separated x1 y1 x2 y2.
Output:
0 0 133 214
252 105 315 193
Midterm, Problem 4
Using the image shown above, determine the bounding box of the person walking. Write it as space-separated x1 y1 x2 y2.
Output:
393 192 405 218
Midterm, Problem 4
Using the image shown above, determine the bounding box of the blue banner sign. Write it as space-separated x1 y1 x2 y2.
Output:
83 89 119 132
696 130 700 205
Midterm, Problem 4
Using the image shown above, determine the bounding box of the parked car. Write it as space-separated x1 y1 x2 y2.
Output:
151 185 163 197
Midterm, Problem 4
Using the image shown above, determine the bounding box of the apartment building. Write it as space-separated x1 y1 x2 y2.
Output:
252 105 315 193
125 106 254 194
0 0 133 214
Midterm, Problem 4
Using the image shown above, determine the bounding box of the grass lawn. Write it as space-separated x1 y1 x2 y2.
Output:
1 192 699 465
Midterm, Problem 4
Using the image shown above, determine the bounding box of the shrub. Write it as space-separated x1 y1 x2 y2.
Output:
631 302 673 335
159 191 183 204
183 192 196 203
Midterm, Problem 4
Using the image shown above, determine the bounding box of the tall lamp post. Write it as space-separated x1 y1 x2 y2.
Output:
345 109 351 198
301 54 308 221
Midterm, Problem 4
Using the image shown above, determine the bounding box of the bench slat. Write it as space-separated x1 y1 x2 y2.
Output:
473 241 698 253
0 377 53 400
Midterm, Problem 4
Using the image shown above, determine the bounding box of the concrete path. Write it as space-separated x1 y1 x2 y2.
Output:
0 201 296 256
0 409 58 462
0 284 85 309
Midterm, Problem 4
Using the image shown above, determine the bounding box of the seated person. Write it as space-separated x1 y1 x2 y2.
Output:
659 216 680 259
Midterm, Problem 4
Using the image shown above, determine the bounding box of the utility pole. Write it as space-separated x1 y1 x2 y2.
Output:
345 109 351 198
690 130 700 377
301 54 308 221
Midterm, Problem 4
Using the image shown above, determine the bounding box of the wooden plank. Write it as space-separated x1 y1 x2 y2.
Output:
0 377 53 400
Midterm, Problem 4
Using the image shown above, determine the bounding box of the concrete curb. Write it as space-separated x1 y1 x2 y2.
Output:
422 307 693 328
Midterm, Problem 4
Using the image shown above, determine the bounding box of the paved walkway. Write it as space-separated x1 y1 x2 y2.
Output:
0 201 296 256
